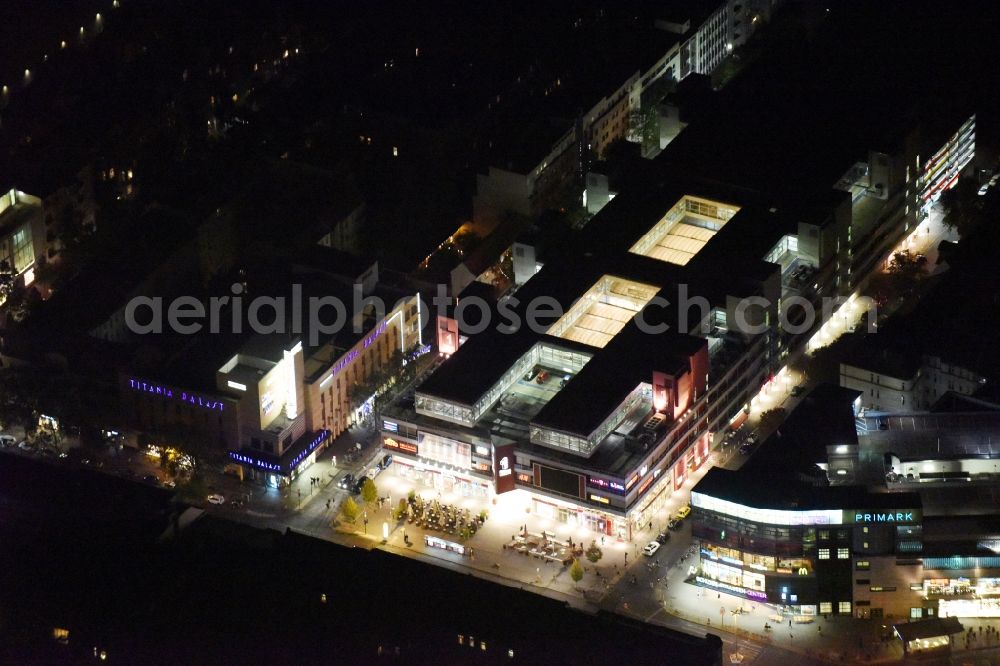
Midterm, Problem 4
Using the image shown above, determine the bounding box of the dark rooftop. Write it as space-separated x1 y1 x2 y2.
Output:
693 465 920 514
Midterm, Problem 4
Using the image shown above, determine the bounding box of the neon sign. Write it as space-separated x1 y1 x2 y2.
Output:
384 438 418 455
229 429 329 475
851 511 917 523
289 430 329 471
229 452 281 472
696 576 768 600
588 476 626 494
128 378 225 411
625 472 639 491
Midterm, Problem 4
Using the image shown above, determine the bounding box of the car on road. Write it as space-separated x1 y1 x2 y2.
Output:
207 494 225 505
790 385 805 397
353 476 368 495
376 454 393 472
667 518 682 531
739 442 753 455
745 432 757 445
17 441 33 452
655 531 671 544
676 505 691 520
642 541 661 557
141 474 160 486
0 435 16 447
980 183 990 196
337 473 356 490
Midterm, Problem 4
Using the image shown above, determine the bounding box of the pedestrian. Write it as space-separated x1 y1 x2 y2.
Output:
718 593 721 599
601 536 605 546
624 553 628 564
789 619 792 628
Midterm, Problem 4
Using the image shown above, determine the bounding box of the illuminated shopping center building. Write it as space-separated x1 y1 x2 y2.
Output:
381 183 788 539
380 70 978 539
692 384 1000 619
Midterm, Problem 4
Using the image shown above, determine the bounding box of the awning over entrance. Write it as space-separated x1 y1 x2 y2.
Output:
892 616 963 654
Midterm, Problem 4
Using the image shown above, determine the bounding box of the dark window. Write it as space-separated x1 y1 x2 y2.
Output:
537 465 582 497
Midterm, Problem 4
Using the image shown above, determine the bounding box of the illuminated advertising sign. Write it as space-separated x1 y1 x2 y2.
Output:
845 510 920 524
128 378 226 411
384 438 418 456
588 476 626 495
625 472 639 491
590 494 610 505
696 576 768 601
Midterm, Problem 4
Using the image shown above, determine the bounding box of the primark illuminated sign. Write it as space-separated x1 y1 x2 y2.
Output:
846 510 920 524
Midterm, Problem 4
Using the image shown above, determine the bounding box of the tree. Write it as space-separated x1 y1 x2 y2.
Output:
341 496 360 524
585 541 604 563
758 408 787 433
361 477 378 507
940 177 985 239
394 498 408 521
569 558 584 584
887 250 928 297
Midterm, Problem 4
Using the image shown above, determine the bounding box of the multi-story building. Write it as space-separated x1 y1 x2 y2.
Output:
840 352 986 413
120 261 425 488
473 0 782 229
0 187 44 289
692 467 922 616
691 383 1000 620
385 183 786 538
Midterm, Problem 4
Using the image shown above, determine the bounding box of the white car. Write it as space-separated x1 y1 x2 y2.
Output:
642 541 661 557
207 494 225 505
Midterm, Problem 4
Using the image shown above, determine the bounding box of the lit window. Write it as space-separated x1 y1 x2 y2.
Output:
458 635 464 645
839 601 852 614
837 548 850 559
910 607 922 619
508 649 515 658
856 560 870 570
818 548 830 560
481 641 487 651
819 602 832 614
863 527 869 534
863 542 869 549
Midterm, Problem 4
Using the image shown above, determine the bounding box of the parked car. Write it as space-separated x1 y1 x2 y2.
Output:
667 518 682 531
365 468 378 480
739 443 753 455
207 494 225 505
0 435 16 447
655 531 671 544
535 370 550 384
878 418 890 430
376 454 393 471
337 473 356 490
523 367 540 381
676 505 691 520
17 441 33 452
642 541 661 557
790 385 805 397
141 474 160 486
353 476 368 495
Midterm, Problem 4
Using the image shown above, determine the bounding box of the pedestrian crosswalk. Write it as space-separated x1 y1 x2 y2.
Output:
727 639 764 664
